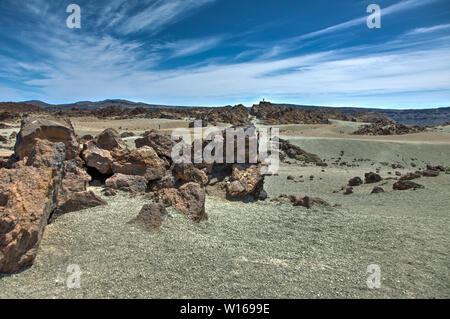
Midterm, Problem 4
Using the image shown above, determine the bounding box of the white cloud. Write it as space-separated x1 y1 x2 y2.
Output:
406 23 450 35
117 0 216 35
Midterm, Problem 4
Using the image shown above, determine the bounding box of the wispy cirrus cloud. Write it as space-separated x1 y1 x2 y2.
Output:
406 23 450 35
116 0 216 35
0 0 448 108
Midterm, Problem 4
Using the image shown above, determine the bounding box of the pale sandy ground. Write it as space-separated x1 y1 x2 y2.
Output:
0 119 449 298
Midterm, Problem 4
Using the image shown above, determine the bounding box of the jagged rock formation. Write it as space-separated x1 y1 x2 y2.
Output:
0 118 106 273
353 123 425 135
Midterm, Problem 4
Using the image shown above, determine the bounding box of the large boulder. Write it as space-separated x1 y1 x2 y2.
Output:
105 173 148 193
0 141 68 274
95 128 127 151
226 164 265 199
61 158 91 193
135 129 175 161
0 166 62 273
81 141 113 174
14 117 80 160
172 163 208 186
25 139 66 170
111 146 165 182
152 182 207 222
128 203 169 232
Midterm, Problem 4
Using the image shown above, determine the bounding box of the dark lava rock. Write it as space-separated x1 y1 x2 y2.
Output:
348 177 363 187
393 180 424 191
364 172 382 184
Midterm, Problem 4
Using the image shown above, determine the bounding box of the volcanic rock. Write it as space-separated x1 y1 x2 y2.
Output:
226 164 265 199
393 180 424 190
152 182 207 222
365 172 382 184
173 163 208 186
96 128 127 151
111 146 165 181
82 141 113 174
128 203 169 232
0 166 61 273
13 117 80 160
348 177 363 186
399 172 421 181
371 186 385 194
105 173 148 193
135 129 175 161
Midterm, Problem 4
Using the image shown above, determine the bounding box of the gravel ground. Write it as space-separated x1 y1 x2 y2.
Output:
1 122 449 299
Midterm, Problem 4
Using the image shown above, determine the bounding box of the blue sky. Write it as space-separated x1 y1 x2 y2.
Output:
0 0 449 108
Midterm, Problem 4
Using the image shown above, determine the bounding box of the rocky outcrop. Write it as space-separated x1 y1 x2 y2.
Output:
279 139 322 163
226 164 265 199
13 117 80 160
151 182 207 222
128 203 169 232
82 141 114 174
250 101 340 125
353 123 425 135
371 186 384 194
111 146 165 182
0 119 109 273
95 128 128 151
0 166 61 273
135 129 175 162
173 163 208 186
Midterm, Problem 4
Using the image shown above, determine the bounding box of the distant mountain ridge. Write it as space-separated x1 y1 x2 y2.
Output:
17 99 450 126
273 104 450 126
22 99 187 111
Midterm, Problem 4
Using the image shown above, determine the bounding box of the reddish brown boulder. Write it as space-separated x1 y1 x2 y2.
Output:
135 129 175 160
152 182 207 222
226 164 265 199
81 141 113 174
14 117 80 160
149 171 176 191
25 139 66 170
111 146 165 181
173 163 208 186
0 166 61 273
128 203 169 232
96 128 127 151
